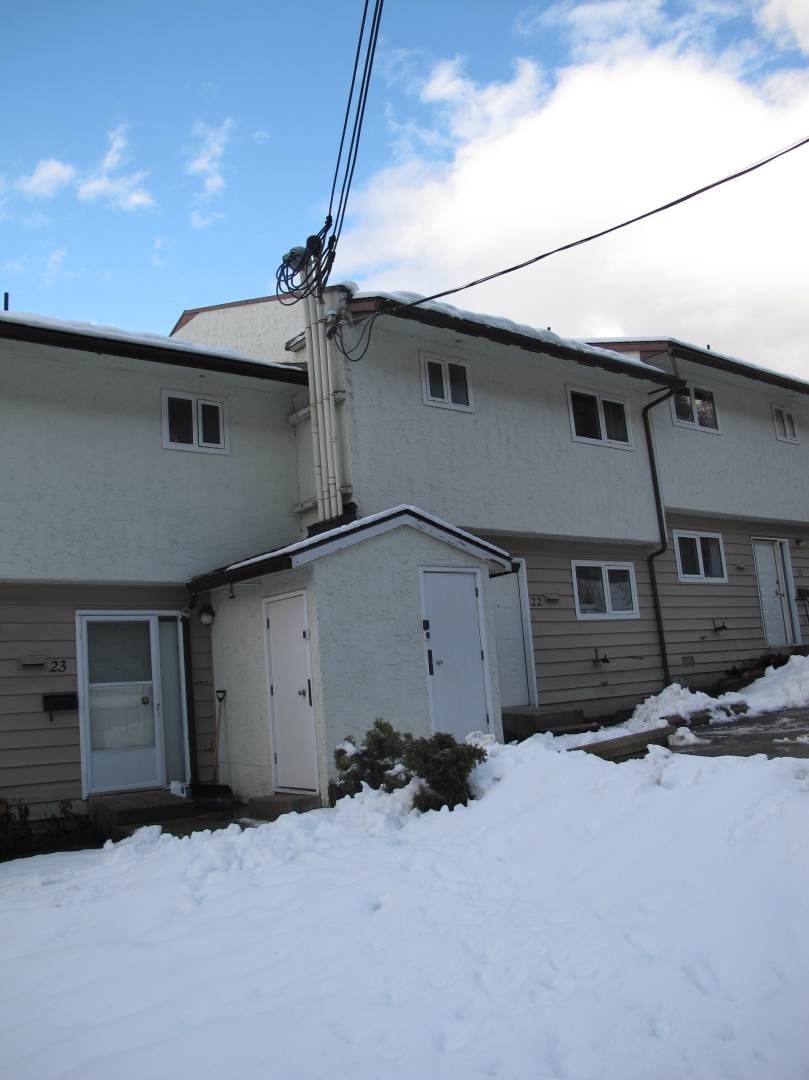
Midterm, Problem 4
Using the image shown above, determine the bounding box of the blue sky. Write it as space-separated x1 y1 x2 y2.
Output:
2 1 809 372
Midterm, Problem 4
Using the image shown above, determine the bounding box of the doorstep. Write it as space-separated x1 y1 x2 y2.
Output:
90 789 201 838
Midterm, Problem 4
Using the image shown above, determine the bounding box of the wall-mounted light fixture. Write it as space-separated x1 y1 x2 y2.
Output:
198 603 215 625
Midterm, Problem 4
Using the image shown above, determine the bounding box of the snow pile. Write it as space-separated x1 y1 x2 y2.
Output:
556 655 809 750
3 744 809 1079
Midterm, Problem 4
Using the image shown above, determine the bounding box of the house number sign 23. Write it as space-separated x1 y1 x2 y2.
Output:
48 659 67 673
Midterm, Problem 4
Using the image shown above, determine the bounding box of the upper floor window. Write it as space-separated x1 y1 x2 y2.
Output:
671 386 719 432
567 387 631 448
772 405 798 444
571 561 639 619
421 353 472 411
162 390 229 454
673 530 727 582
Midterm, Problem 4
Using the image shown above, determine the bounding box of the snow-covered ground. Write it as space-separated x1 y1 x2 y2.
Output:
3 742 809 1079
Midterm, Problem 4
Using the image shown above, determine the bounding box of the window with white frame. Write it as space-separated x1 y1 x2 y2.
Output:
161 390 228 453
421 353 472 411
673 530 727 582
571 561 639 619
671 385 719 431
567 388 632 448
772 405 799 444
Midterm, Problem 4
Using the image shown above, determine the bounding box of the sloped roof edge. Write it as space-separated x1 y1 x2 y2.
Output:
189 505 514 592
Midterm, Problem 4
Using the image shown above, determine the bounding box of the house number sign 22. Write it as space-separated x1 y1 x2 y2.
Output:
48 659 67 673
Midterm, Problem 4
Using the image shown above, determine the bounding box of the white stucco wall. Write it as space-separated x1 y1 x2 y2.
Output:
207 525 502 801
172 299 306 363
341 321 663 543
312 527 502 753
1 341 301 582
651 359 809 524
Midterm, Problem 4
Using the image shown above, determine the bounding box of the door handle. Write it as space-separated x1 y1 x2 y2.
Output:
141 696 150 705
435 658 444 665
298 689 306 697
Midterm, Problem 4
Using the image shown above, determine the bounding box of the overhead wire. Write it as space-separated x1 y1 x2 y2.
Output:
275 0 384 304
334 131 809 358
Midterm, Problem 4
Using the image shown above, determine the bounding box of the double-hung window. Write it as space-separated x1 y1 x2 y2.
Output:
162 390 228 453
421 353 472 411
671 385 719 431
673 530 727 582
571 561 639 619
772 405 798 444
567 388 631 448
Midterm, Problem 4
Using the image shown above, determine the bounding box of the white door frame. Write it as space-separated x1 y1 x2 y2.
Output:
419 567 496 736
263 590 319 793
76 611 191 798
751 537 801 646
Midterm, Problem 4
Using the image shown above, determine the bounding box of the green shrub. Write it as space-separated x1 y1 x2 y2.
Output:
330 719 486 812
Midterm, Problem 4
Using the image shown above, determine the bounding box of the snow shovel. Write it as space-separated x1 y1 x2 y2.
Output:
190 689 234 807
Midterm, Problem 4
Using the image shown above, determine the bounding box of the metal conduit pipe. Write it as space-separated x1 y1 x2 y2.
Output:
304 293 327 520
642 385 679 686
316 298 342 518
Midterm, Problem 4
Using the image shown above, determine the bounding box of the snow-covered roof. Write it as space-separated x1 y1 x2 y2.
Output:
349 289 675 384
190 505 513 590
0 309 307 385
587 335 809 396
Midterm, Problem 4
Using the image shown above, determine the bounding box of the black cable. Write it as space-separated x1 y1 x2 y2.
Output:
394 132 809 312
275 0 384 304
335 131 809 354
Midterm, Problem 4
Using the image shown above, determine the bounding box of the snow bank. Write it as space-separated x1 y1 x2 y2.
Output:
557 655 809 750
2 744 809 1079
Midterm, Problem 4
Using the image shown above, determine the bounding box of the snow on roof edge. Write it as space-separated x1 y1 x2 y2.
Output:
0 309 297 374
350 289 655 375
586 335 809 392
225 504 512 574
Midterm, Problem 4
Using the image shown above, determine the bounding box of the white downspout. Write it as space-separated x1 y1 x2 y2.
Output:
317 297 343 519
304 292 327 520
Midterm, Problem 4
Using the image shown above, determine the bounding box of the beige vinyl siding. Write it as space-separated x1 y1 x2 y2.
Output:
490 537 665 719
0 584 213 819
658 514 809 688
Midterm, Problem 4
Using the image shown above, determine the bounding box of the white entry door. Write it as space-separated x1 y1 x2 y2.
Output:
421 570 490 740
79 615 164 795
265 593 318 792
753 539 796 647
491 562 535 707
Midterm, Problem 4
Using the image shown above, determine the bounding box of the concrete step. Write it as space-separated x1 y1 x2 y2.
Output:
502 707 597 740
90 789 199 836
247 793 321 822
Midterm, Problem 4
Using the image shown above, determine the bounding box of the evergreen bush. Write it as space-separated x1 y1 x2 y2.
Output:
330 719 486 812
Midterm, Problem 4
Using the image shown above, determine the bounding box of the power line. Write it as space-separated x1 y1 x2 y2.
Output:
335 131 809 353
275 0 385 305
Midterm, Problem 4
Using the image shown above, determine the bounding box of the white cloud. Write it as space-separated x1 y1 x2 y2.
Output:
337 43 809 377
77 127 154 211
16 159 77 199
252 129 271 144
43 246 67 284
190 209 224 229
152 236 165 267
758 0 809 52
187 119 232 198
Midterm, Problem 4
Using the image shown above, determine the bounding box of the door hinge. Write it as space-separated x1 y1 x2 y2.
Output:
427 649 434 676
302 629 308 639
270 684 274 696
475 587 479 597
480 650 484 661
486 713 490 727
266 618 270 628
274 752 278 764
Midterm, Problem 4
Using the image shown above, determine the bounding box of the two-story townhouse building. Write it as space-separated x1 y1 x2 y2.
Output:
0 314 305 818
174 289 691 795
175 288 809 772
588 336 809 688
